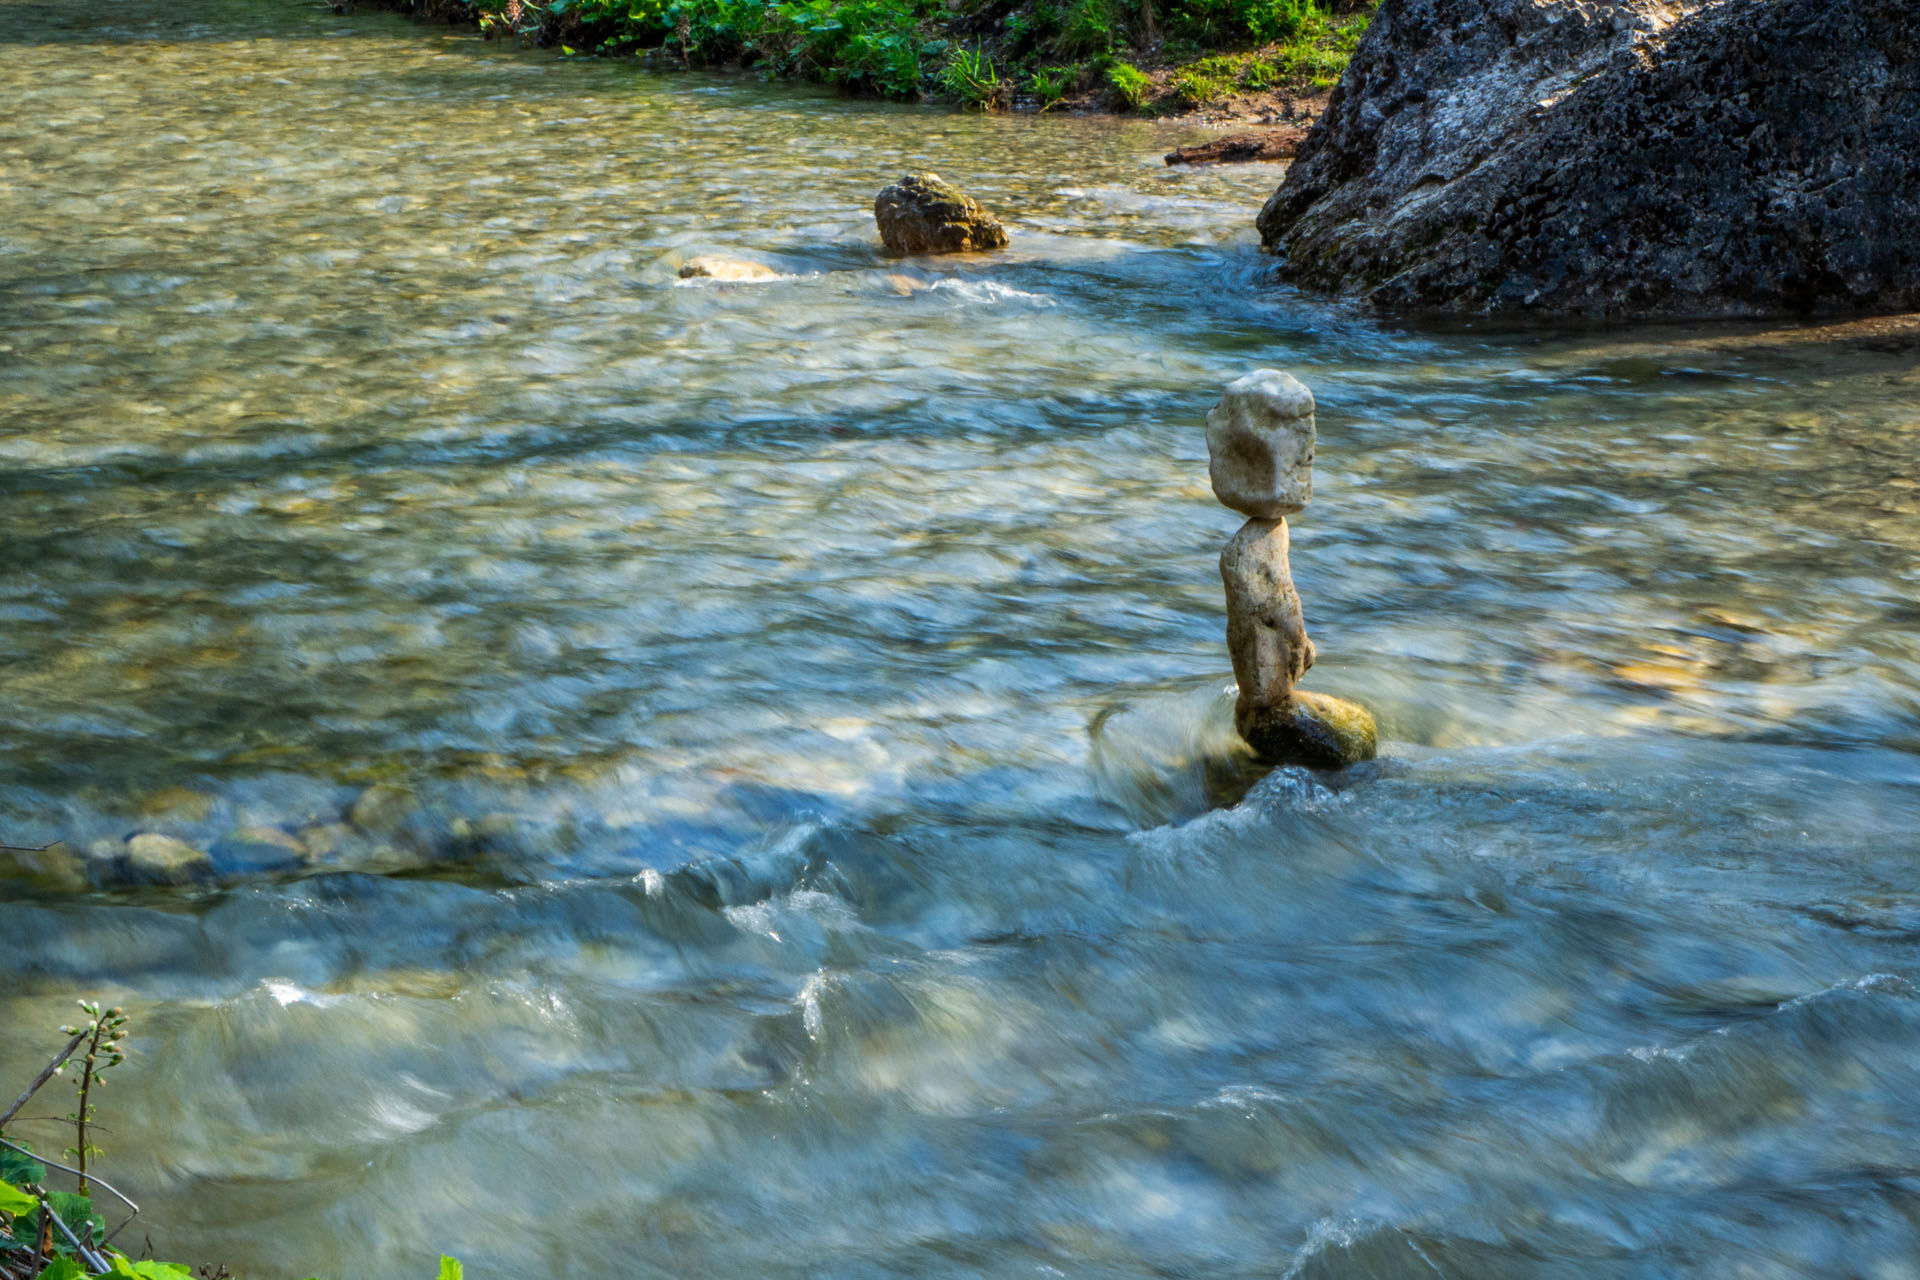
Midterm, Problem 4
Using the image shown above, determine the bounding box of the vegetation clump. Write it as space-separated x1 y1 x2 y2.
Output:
0 1004 463 1280
416 0 1375 111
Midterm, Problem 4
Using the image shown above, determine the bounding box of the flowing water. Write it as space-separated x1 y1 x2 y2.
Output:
4 0 1920 1275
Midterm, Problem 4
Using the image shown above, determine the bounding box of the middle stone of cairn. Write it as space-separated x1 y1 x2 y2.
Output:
1208 370 1378 769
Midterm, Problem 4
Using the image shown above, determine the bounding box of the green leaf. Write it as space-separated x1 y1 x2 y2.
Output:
35 1260 88 1280
0 1180 36 1216
439 1258 464 1280
107 1259 194 1279
45 1191 103 1246
0 1147 45 1188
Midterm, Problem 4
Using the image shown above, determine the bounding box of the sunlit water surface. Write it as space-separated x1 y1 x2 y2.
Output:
4 1 1920 1275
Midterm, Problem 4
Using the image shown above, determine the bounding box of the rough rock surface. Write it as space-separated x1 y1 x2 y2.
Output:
1257 0 1920 319
1207 370 1315 518
1239 689 1380 769
1221 516 1316 716
874 174 1009 256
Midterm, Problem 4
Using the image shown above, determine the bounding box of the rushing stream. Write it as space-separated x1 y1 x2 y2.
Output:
5 0 1920 1275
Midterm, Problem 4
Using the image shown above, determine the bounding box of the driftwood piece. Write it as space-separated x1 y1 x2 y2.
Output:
1164 129 1305 166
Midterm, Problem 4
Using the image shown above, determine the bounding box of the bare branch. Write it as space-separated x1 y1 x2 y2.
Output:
0 1032 86 1132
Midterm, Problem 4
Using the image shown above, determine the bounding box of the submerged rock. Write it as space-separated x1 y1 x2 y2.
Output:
211 825 308 873
123 833 213 885
349 783 416 835
874 173 1009 256
298 822 355 864
0 841 89 894
1258 0 1920 319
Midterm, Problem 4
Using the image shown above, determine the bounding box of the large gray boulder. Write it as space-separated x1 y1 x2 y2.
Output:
1257 0 1920 319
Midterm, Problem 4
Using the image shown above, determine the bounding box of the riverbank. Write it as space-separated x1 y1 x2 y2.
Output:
364 0 1364 123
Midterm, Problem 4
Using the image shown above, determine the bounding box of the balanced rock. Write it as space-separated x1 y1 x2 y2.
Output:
1208 370 1377 770
1206 370 1315 519
1220 517 1316 710
874 173 1009 256
1257 0 1920 319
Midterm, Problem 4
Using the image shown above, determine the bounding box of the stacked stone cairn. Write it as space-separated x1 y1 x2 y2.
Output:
1208 370 1378 769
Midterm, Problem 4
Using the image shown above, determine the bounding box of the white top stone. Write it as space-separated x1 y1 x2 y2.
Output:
1206 370 1316 518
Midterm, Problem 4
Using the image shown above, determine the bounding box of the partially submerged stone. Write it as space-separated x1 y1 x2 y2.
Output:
1237 690 1378 770
1206 370 1315 519
678 256 784 282
210 825 308 874
874 173 1009 256
0 841 88 895
349 783 416 835
124 833 213 885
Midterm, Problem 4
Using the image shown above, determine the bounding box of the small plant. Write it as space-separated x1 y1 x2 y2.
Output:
941 44 1006 109
2 1005 462 1279
1030 63 1073 109
1239 55 1276 89
1106 59 1150 107
57 1005 128 1196
1057 0 1115 56
1169 53 1236 103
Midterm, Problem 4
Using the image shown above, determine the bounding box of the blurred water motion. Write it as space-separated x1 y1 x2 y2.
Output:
4 0 1920 1275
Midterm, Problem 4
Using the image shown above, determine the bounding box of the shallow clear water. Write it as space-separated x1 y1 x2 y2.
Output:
4 1 1920 1276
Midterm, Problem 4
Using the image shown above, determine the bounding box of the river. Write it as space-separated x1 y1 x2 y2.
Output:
4 0 1920 1275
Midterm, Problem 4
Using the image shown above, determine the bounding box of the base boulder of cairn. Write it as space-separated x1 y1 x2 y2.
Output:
1209 370 1378 770
874 173 1009 256
1238 690 1379 770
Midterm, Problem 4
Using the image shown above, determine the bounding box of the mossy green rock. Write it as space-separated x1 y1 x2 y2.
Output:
874 173 1009 256
1236 689 1378 769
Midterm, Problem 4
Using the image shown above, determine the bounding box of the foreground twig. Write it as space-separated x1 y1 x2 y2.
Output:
0 1032 86 1132
0 1137 141 1224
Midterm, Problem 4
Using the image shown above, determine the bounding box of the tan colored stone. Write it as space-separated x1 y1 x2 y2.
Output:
298 822 355 863
125 833 213 885
349 783 416 835
211 825 307 872
678 256 784 282
1206 370 1315 518
1221 516 1316 717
